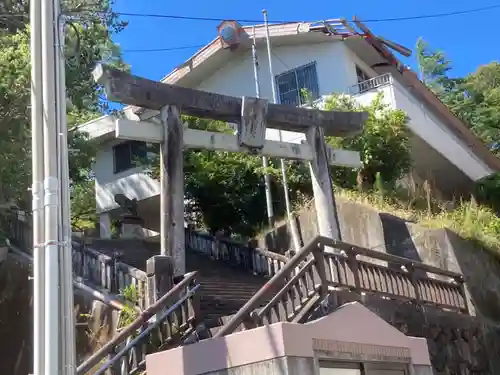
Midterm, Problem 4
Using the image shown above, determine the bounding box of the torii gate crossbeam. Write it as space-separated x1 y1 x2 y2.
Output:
93 64 368 279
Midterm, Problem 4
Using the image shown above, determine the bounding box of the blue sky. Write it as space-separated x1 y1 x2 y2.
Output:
112 0 499 81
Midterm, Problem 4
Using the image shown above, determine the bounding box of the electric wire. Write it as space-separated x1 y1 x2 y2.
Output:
5 3 498 55
0 3 498 23
112 4 500 23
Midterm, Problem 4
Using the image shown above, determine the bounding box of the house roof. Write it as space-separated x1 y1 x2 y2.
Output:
79 17 500 173
162 17 500 172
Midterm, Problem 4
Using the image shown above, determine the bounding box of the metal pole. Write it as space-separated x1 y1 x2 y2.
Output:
262 9 301 251
41 0 61 372
160 113 168 257
252 26 275 229
56 15 77 374
30 0 45 372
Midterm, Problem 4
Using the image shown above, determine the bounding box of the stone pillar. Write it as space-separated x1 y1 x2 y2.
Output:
99 213 112 239
146 255 174 308
120 214 144 239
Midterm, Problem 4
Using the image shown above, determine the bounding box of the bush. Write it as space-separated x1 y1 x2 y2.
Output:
323 93 412 190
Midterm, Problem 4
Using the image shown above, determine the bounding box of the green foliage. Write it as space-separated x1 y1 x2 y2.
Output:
149 117 289 236
416 37 455 95
118 284 140 328
0 1 127 216
416 39 500 208
71 180 97 230
323 93 412 190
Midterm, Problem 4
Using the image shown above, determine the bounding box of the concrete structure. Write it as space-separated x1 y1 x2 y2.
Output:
146 302 432 375
78 19 500 237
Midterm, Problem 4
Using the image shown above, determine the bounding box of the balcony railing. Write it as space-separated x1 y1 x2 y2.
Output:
348 73 393 96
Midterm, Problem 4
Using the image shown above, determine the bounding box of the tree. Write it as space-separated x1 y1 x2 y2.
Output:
323 93 411 190
415 39 500 156
0 1 127 223
416 37 455 95
147 117 290 237
455 62 500 156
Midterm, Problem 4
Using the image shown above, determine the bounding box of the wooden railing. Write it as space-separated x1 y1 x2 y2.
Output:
0 211 149 309
214 235 468 338
185 229 288 277
77 271 200 375
320 238 468 313
214 236 327 337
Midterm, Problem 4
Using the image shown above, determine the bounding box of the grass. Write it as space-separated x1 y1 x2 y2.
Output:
284 184 500 258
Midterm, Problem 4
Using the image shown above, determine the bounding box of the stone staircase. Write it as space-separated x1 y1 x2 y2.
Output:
0 211 472 375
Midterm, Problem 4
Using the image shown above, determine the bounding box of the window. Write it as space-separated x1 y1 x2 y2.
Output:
113 140 148 174
275 62 319 106
356 65 370 84
319 361 362 375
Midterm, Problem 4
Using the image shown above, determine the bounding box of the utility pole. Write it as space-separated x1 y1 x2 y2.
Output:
30 0 45 373
251 26 275 229
41 0 61 371
262 9 302 251
56 12 77 373
38 0 76 373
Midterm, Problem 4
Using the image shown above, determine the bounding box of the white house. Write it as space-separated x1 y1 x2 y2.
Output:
78 18 500 238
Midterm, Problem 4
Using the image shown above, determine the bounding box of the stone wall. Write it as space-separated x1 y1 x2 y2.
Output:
0 255 120 375
324 291 500 375
254 199 500 374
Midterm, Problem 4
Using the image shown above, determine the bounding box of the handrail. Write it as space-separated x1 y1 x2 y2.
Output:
347 73 392 96
77 271 198 375
0 210 149 308
254 257 317 321
7 241 130 311
213 236 320 338
186 229 289 277
93 284 201 375
217 234 469 338
318 236 468 313
318 237 463 279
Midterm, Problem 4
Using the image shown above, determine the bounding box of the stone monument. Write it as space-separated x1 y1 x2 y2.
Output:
114 194 144 238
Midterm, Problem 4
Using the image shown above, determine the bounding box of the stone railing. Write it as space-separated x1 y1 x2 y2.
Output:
72 239 148 309
214 235 469 338
185 229 288 277
77 271 200 375
0 212 148 309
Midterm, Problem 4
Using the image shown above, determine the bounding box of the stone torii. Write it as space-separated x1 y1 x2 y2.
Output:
93 64 368 276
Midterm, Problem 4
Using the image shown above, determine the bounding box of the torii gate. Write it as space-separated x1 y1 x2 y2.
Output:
93 65 368 276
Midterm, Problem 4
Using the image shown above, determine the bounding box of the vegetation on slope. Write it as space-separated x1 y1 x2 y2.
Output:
332 184 500 256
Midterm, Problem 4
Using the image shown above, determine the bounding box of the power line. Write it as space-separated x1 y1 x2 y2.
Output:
113 4 500 23
123 44 205 53
1 3 500 23
362 3 500 22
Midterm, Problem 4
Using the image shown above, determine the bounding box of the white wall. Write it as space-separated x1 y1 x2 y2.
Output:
390 79 493 181
94 40 360 213
94 139 160 213
198 41 355 144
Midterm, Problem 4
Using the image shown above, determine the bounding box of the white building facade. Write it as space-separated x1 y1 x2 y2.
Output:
78 20 499 238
